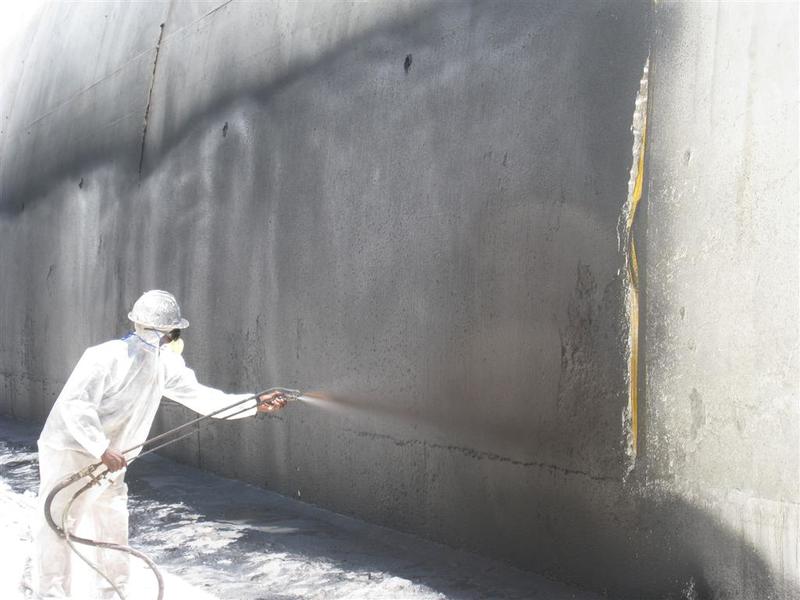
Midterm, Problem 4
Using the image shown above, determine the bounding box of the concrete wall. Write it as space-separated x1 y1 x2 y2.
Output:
0 1 796 597
639 2 799 598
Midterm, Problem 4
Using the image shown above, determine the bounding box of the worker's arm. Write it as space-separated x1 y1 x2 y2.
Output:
56 348 113 459
162 355 285 418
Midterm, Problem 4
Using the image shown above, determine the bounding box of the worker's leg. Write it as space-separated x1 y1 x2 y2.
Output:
91 474 130 599
32 445 95 599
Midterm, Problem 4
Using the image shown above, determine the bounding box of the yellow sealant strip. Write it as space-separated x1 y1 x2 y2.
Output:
628 119 646 457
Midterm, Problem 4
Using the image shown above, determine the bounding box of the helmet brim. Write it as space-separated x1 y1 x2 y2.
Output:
128 312 190 330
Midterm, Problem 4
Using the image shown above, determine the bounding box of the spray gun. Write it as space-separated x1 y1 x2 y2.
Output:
256 387 303 407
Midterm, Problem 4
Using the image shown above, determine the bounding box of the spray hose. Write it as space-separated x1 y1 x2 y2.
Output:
43 387 302 600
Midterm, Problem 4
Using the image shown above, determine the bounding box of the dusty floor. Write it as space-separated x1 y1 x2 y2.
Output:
0 416 600 599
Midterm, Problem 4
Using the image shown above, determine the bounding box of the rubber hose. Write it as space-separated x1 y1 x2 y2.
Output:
44 471 164 600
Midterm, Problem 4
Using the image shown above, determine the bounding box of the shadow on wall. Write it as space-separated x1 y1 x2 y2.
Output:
547 481 795 600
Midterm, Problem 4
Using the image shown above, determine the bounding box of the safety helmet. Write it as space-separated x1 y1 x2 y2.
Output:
128 290 190 330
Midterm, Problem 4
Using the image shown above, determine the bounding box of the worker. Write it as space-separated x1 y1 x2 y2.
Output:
32 290 287 599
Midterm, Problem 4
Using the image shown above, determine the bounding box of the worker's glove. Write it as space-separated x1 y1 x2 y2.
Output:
256 390 287 413
101 447 128 472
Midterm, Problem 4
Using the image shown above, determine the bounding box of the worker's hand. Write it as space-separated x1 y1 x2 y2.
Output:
101 447 127 472
257 391 287 413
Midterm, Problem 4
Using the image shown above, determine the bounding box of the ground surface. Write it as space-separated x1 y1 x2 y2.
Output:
0 416 599 599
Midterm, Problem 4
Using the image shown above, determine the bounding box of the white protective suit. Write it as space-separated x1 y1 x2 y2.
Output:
34 328 256 599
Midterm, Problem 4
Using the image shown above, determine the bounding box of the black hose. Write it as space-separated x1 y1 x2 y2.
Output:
44 468 165 600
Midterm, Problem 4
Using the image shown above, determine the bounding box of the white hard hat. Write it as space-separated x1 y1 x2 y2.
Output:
128 290 190 330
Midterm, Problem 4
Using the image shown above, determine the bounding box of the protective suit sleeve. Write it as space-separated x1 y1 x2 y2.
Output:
163 356 256 419
57 348 112 458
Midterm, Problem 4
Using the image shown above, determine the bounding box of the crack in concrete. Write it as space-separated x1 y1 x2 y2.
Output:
138 23 165 176
343 428 617 483
18 1 235 136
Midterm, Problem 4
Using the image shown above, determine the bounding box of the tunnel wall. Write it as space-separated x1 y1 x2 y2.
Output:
0 1 796 597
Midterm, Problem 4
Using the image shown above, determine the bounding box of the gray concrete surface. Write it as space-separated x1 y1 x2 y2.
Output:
0 1 797 598
636 2 800 597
